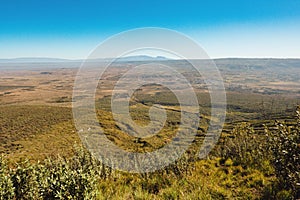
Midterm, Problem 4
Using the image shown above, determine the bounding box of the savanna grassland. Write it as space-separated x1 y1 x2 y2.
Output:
0 58 299 199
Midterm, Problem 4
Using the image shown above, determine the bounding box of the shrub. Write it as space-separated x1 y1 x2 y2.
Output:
0 156 14 200
265 107 300 198
11 160 40 199
219 122 268 169
0 145 110 200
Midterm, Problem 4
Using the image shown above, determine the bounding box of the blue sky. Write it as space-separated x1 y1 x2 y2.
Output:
1 0 300 59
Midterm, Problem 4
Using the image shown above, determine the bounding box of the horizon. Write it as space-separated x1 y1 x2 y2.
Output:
2 55 300 61
2 55 300 60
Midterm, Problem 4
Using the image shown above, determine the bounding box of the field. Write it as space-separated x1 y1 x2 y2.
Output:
0 58 299 199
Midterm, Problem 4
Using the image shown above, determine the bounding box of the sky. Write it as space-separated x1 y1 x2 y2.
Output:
0 0 300 59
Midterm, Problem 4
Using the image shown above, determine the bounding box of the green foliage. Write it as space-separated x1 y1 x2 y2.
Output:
262 182 294 200
1 105 300 199
0 146 113 200
0 156 14 200
219 123 268 169
219 108 300 199
11 160 40 199
0 145 271 200
265 107 300 198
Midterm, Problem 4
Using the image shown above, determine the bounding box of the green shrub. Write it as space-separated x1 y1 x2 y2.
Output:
0 156 14 200
265 107 300 198
0 145 110 200
219 123 268 169
262 182 293 200
11 160 40 199
33 146 104 199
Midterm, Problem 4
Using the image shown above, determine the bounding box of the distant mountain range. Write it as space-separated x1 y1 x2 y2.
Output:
0 57 73 63
1 57 300 71
0 55 170 63
1 56 300 63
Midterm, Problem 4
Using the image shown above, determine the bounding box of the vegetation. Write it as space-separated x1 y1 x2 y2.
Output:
264 107 300 198
0 145 272 199
217 123 269 170
1 59 300 199
0 146 102 199
0 108 299 199
0 105 76 161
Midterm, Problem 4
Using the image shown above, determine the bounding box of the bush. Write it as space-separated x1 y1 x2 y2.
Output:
0 145 112 199
0 156 14 200
11 160 40 199
219 122 268 169
265 107 300 198
0 143 197 199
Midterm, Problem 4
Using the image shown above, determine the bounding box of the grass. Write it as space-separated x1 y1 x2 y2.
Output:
0 145 277 199
0 88 299 199
0 105 78 159
94 158 274 199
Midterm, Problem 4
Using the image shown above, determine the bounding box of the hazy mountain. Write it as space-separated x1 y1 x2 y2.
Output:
0 57 75 63
1 57 300 71
113 55 169 62
0 55 170 63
